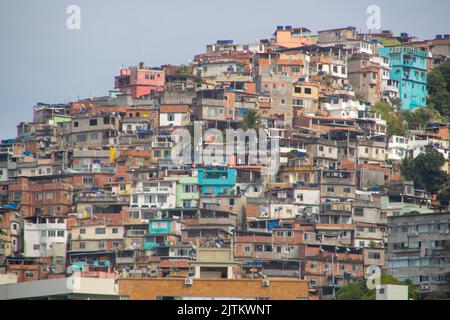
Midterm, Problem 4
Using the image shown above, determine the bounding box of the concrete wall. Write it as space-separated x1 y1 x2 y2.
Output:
118 278 309 300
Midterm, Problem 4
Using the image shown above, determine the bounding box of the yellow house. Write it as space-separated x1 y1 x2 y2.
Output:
292 82 319 114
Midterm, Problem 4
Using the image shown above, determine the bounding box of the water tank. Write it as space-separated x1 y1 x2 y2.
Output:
444 34 450 39
277 25 284 31
436 35 443 40
285 25 292 30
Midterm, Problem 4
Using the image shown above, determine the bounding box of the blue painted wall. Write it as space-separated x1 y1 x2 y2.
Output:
383 46 429 110
197 168 236 195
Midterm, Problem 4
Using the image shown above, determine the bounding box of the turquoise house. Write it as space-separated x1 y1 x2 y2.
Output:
381 46 429 110
197 168 236 196
144 219 180 249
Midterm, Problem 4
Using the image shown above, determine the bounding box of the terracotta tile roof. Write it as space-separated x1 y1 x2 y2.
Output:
160 104 190 113
159 260 190 268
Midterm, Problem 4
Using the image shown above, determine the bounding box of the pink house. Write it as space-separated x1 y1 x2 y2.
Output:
115 62 165 98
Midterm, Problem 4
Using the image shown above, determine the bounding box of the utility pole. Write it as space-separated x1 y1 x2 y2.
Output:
331 252 335 298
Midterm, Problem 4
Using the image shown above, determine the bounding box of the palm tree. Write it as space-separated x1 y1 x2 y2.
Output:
242 110 263 130
389 97 403 110
0 215 5 236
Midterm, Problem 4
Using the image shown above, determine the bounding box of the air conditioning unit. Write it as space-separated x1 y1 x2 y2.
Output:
420 284 430 292
262 279 270 287
185 278 193 286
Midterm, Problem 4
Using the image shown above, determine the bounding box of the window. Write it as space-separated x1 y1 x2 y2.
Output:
74 121 79 128
89 119 98 126
327 186 335 193
152 221 168 229
138 211 150 220
57 230 64 237
292 99 303 107
48 230 56 237
45 192 53 200
158 195 168 203
167 113 175 122
294 87 302 94
25 271 34 278
368 252 381 259
304 88 312 95
33 244 40 250
183 184 198 193
98 241 105 249
343 187 351 193
130 211 140 219
281 98 286 105
244 246 251 252
95 228 106 235
79 242 86 249
79 228 86 234
83 177 94 184
132 195 138 204
90 132 98 140
112 227 119 234
103 117 110 125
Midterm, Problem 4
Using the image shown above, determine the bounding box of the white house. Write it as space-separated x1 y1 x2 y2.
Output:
159 104 191 127
130 180 177 213
24 217 68 269
388 135 409 161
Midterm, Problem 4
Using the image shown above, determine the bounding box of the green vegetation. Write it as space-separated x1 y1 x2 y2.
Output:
0 215 4 235
437 183 450 206
335 275 419 300
241 110 263 130
427 61 450 121
176 64 192 75
400 148 449 194
371 102 406 136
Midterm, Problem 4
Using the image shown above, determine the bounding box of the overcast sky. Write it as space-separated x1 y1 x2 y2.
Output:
1 0 449 139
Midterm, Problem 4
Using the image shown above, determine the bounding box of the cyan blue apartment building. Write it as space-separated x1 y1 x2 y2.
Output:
380 46 429 110
197 168 236 196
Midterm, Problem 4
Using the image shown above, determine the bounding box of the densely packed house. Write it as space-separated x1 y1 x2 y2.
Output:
1 26 450 300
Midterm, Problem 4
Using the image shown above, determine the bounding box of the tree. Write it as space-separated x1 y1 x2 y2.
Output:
400 148 449 194
427 61 450 120
437 184 450 206
0 215 5 236
388 97 403 110
335 275 418 300
176 65 192 75
242 110 263 130
371 102 406 136
402 107 443 126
